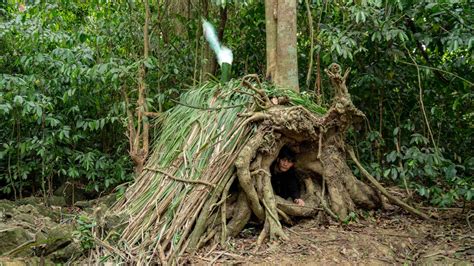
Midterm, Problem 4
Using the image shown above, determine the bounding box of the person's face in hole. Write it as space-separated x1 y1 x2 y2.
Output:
277 157 294 172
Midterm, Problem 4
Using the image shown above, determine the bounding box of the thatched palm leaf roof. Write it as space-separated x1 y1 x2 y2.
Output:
114 77 326 263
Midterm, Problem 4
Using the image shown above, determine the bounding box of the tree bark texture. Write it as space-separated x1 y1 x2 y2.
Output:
265 0 299 91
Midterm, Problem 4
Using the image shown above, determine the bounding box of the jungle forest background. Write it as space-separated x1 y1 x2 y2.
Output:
0 0 473 208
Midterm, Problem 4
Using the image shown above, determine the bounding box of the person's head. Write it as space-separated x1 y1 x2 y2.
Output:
276 147 296 172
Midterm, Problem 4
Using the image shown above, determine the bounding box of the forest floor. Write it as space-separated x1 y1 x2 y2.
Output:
191 191 473 265
0 189 472 265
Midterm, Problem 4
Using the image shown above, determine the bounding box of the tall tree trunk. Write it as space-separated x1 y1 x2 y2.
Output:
200 0 217 81
265 0 299 92
218 6 228 42
169 0 189 38
265 0 277 80
168 0 201 40
276 0 299 91
127 0 151 174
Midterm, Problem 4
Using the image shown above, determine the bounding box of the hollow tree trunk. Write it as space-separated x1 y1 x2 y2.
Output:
229 65 383 243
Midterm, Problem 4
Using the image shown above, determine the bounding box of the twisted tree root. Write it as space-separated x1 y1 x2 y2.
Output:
235 130 266 220
348 147 432 221
261 170 288 241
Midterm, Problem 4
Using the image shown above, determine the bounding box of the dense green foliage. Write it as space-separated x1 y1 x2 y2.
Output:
306 0 474 206
1 1 472 206
0 3 139 197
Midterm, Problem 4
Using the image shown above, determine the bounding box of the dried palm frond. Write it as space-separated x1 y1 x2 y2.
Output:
112 78 326 264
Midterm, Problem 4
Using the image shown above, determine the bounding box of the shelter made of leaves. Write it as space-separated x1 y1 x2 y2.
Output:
112 65 429 264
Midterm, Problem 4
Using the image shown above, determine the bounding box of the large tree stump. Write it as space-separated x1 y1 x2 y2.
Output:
220 64 383 244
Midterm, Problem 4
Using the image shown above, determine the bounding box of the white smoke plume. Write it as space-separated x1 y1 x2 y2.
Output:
202 19 233 66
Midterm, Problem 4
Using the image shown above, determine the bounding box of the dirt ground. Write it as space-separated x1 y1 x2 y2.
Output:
190 203 473 264
0 193 472 265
